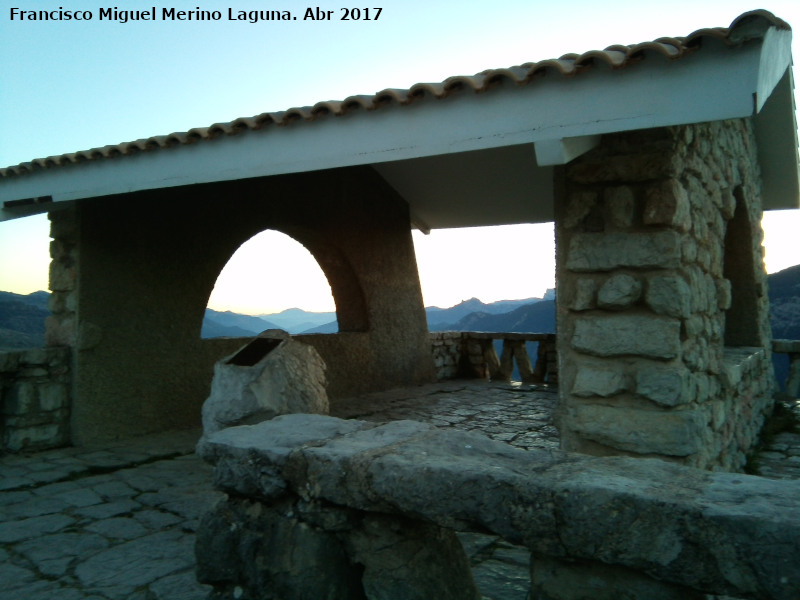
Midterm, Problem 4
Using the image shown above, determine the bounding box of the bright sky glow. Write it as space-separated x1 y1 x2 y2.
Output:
1 1 799 313
207 230 338 314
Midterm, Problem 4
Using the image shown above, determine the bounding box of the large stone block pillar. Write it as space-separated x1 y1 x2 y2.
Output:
555 120 774 470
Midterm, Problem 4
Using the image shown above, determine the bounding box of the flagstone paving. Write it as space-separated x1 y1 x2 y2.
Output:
1 381 797 600
330 380 560 452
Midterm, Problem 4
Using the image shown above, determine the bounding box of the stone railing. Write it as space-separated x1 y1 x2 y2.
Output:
0 347 71 453
428 333 800 399
196 414 800 600
773 339 800 399
430 331 557 384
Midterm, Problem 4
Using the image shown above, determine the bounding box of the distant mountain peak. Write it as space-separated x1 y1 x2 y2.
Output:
456 297 486 308
271 307 336 317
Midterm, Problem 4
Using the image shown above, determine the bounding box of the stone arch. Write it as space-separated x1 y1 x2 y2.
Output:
206 227 374 334
722 186 762 347
205 226 369 334
275 226 369 332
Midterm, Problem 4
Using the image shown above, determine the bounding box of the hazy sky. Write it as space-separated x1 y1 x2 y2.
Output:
1 1 799 313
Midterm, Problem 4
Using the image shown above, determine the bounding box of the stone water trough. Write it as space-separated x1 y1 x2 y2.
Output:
200 330 329 437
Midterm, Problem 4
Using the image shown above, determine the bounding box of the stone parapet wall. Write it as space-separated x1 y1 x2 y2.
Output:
717 347 775 466
196 414 800 600
0 346 71 453
556 120 774 471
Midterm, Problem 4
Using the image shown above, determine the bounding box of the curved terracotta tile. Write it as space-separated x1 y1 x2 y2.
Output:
340 95 377 112
1 10 790 179
373 89 409 106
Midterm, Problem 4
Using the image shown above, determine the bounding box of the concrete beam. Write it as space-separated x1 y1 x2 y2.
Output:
534 135 601 166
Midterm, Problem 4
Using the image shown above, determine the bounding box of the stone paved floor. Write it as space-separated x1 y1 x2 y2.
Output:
0 429 222 600
330 380 560 452
1 381 798 600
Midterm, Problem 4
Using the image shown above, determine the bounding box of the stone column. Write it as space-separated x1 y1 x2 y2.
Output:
555 120 773 470
45 207 79 348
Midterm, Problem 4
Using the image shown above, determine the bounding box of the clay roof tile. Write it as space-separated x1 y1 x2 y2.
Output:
1 10 790 179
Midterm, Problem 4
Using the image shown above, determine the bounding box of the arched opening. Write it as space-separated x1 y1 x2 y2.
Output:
412 223 557 381
723 187 762 348
204 230 338 338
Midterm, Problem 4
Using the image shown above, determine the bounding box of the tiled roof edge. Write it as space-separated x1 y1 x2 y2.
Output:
0 10 790 180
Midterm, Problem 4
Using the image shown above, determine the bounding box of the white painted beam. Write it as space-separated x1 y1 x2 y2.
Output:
534 135 602 166
756 28 794 112
410 212 431 234
756 68 800 210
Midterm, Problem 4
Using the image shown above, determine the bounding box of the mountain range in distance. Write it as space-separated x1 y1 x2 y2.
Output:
205 289 557 337
0 290 51 349
0 288 557 349
2 264 799 391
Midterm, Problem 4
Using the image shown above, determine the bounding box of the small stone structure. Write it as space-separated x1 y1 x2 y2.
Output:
0 16 792 498
556 120 775 470
1 12 792 461
196 414 800 600
201 330 328 436
0 347 70 452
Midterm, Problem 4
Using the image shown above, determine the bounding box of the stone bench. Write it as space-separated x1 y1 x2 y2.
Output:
196 414 800 600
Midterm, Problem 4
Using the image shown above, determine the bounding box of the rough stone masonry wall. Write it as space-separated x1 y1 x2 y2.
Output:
0 347 71 452
196 414 800 600
46 209 79 348
430 332 464 380
556 119 774 471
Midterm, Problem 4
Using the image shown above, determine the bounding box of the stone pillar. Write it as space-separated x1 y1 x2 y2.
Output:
555 120 773 470
46 208 79 348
